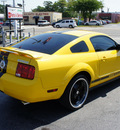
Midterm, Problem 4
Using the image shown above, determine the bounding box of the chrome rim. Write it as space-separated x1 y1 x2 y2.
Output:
69 78 88 109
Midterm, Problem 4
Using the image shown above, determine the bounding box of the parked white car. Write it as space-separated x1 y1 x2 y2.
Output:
54 19 77 28
38 20 50 26
84 20 101 26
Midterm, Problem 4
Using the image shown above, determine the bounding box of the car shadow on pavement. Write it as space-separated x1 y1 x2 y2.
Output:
0 78 120 130
86 78 120 103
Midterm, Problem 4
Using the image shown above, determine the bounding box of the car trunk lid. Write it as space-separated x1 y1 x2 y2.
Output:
0 47 48 78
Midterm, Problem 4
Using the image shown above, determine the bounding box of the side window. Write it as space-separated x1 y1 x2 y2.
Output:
70 21 73 23
66 21 69 23
70 41 89 53
62 21 65 23
90 36 117 52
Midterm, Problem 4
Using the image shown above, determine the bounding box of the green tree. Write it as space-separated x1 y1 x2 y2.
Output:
53 0 67 17
73 0 103 22
32 6 45 12
43 1 54 11
0 4 4 13
87 0 103 21
74 0 88 22
32 0 75 17
67 0 77 17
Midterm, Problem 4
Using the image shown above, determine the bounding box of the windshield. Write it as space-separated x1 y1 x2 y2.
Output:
12 33 77 54
38 21 46 23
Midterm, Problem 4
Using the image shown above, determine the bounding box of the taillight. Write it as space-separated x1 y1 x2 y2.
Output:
16 63 35 80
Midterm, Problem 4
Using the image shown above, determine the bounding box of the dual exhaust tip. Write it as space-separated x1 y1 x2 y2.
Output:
0 91 30 105
21 101 30 105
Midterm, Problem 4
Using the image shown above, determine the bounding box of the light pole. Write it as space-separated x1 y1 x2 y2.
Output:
13 0 17 37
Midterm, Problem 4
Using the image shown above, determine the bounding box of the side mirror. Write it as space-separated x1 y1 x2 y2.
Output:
116 44 120 50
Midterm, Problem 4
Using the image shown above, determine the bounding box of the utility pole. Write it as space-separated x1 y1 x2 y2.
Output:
23 0 25 13
13 0 17 37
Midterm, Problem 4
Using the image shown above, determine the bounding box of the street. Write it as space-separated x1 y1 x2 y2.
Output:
0 24 120 130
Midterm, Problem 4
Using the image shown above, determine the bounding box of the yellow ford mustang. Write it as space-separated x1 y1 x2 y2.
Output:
0 30 120 110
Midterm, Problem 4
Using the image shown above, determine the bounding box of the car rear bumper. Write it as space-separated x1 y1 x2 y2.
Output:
0 73 59 103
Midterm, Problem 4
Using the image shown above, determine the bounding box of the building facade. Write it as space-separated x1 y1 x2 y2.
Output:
97 13 120 23
23 12 62 25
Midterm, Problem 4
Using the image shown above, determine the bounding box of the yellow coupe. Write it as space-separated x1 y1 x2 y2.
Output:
0 30 120 110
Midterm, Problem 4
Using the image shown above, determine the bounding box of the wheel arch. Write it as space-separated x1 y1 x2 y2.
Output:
60 65 92 110
73 71 91 84
63 63 95 92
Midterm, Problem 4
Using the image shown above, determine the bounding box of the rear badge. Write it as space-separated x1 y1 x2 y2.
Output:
0 60 5 69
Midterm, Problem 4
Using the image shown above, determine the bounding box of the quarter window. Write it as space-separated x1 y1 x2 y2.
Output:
90 36 117 52
66 21 69 23
70 41 89 53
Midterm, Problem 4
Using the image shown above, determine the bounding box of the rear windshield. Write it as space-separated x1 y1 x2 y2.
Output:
12 33 77 54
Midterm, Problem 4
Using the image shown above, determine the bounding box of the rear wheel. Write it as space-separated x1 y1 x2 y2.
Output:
56 25 60 28
69 25 73 28
60 75 89 110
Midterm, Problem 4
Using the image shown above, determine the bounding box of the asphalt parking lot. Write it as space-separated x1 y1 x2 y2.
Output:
0 24 120 130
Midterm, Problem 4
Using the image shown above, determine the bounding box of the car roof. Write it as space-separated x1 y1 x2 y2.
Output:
52 30 105 37
66 19 72 20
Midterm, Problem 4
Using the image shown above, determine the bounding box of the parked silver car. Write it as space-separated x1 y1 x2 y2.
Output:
38 20 50 26
84 20 101 26
54 19 77 28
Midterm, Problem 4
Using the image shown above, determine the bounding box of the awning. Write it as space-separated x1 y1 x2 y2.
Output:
33 16 39 19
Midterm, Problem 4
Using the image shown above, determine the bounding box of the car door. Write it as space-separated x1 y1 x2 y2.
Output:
60 20 66 27
65 20 70 27
90 35 119 77
89 21 95 25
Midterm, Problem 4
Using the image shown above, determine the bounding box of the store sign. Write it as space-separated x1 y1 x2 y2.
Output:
24 12 49 16
99 13 111 20
6 7 23 20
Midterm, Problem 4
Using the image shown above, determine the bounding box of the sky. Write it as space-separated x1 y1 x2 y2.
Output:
0 0 120 13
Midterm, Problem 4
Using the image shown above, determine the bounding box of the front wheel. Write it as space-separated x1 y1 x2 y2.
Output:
60 75 89 110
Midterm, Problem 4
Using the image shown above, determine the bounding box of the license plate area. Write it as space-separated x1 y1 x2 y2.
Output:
0 51 9 73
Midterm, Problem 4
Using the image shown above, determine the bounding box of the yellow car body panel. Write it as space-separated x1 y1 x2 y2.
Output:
0 30 120 104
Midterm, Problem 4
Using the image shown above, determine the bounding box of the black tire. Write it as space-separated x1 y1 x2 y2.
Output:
60 75 89 110
96 23 99 26
56 25 60 28
69 25 73 28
